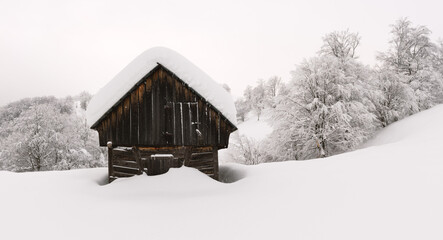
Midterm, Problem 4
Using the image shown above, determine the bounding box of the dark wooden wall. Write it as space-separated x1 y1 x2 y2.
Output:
93 65 236 148
107 146 219 181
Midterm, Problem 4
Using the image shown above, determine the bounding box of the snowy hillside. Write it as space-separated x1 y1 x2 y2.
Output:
236 111 273 141
1 105 443 240
219 110 273 163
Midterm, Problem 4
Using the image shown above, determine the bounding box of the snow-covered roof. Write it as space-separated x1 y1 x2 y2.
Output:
86 47 237 127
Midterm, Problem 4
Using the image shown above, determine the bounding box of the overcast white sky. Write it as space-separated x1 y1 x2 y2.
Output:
0 0 442 106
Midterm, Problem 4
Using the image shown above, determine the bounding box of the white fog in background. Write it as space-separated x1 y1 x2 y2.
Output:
1 0 443 106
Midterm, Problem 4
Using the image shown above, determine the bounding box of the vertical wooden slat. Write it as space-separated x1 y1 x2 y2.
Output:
213 147 219 180
173 102 176 145
98 121 103 146
208 108 213 145
116 104 123 144
180 103 184 145
206 105 210 145
111 111 116 144
121 103 125 145
184 86 189 102
107 117 112 144
188 102 192 145
220 119 226 147
195 101 201 145
217 112 221 145
177 80 183 102
146 78 152 145
159 70 166 145
131 90 139 145
155 73 161 145
97 123 103 146
164 102 173 144
169 74 176 102
104 119 109 145
138 83 145 144
175 103 182 146
184 146 192 166
123 98 131 146
151 76 156 144
132 146 143 174
129 94 132 145
183 103 190 145
107 141 114 183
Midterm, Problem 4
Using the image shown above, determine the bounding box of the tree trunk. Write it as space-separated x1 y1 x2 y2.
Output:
314 134 326 158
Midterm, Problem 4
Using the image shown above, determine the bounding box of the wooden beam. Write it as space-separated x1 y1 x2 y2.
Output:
184 146 192 166
113 166 140 175
112 160 140 169
132 146 143 175
113 171 135 178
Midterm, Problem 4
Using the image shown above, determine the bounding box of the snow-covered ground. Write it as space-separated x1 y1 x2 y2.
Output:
1 105 443 240
219 110 273 163
236 111 273 141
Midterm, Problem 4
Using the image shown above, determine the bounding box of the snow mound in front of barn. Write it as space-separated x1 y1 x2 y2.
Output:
1 105 443 240
86 47 237 127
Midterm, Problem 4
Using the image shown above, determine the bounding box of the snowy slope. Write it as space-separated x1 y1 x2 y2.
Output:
236 111 273 141
1 105 443 240
363 105 443 148
219 110 273 163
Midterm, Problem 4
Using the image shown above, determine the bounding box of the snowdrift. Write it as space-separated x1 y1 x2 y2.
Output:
1 105 443 240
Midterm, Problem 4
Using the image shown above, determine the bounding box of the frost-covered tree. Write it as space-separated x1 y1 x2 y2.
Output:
435 41 443 72
378 18 435 75
320 29 361 60
76 91 92 111
0 95 105 172
235 98 249 122
266 76 282 98
251 80 267 120
262 29 376 160
230 22 443 163
368 68 415 127
263 76 283 108
235 76 285 122
272 56 375 159
267 92 302 161
378 18 443 111
4 104 63 171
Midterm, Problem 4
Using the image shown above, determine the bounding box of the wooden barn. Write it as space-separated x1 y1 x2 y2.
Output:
86 47 237 182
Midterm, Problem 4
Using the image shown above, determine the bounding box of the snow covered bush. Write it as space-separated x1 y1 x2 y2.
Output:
230 135 272 165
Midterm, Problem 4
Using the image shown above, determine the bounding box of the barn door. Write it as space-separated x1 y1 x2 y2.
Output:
164 102 199 145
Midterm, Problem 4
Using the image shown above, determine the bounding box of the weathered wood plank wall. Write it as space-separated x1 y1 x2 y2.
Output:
95 65 234 148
